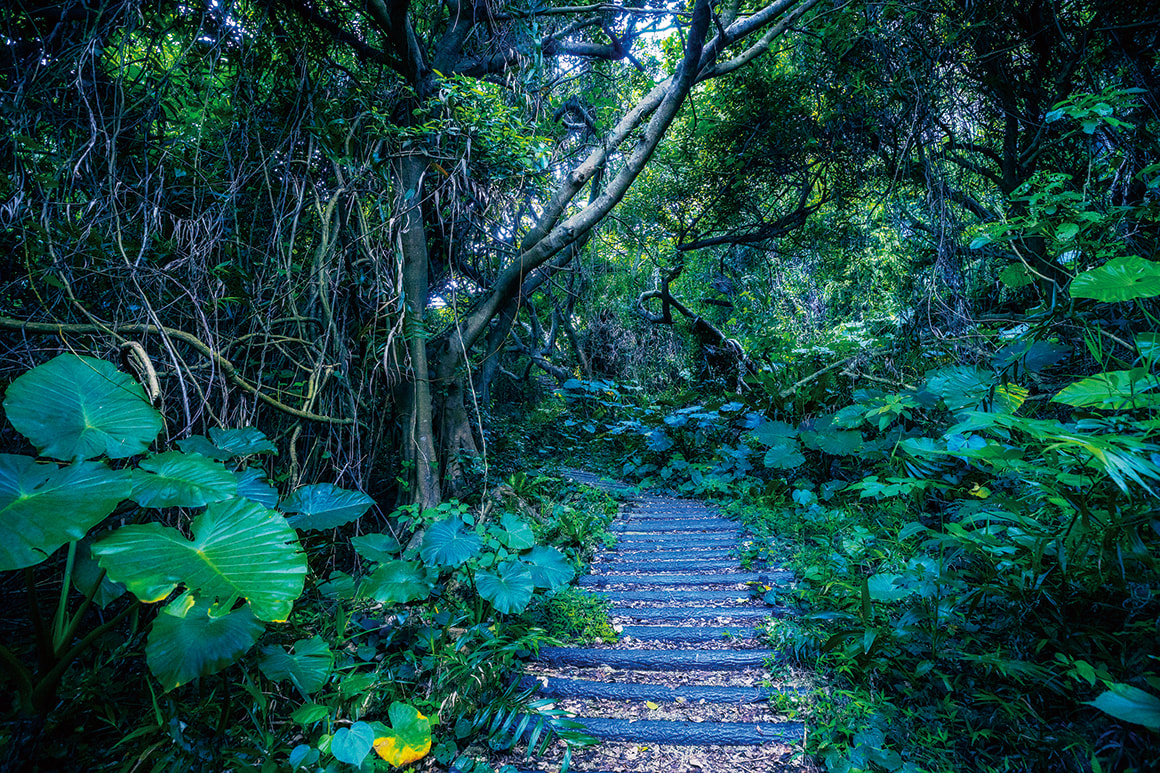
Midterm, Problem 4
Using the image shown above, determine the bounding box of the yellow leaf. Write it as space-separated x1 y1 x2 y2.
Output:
645 701 660 710
373 734 432 767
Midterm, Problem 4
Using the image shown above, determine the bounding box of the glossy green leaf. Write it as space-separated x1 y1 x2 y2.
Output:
360 560 433 604
497 513 535 550
763 443 805 469
0 455 131 571
351 532 402 563
93 497 306 621
3 354 163 461
1087 683 1160 731
419 517 482 567
259 636 334 695
524 545 574 589
331 721 376 766
752 420 798 446
145 594 264 690
235 468 279 507
1070 256 1160 302
130 451 237 508
281 483 375 531
817 429 863 456
926 366 992 412
477 560 535 614
72 537 126 608
1052 369 1160 409
210 427 277 456
998 264 1035 288
175 435 231 460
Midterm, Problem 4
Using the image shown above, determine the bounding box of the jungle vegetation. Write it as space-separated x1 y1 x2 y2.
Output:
1 0 1158 771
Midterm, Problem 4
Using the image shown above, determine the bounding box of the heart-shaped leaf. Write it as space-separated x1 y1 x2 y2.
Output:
281 483 375 531
1071 256 1160 302
763 442 805 470
524 546 574 590
497 513 535 550
477 560 535 614
72 537 126 608
419 517 482 568
235 468 279 507
331 721 376 766
210 427 277 456
372 703 432 767
130 451 238 508
3 354 163 461
146 593 265 690
351 533 402 563
93 497 306 621
259 636 334 695
752 420 797 446
360 560 433 604
0 455 131 571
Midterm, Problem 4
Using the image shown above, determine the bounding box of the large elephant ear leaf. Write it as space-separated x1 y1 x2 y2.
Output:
92 497 306 621
210 427 277 456
3 354 163 461
0 455 131 571
477 561 535 614
1070 255 1160 302
281 483 375 531
360 560 433 604
258 636 334 695
524 546 574 590
146 593 265 690
130 451 238 508
419 517 482 568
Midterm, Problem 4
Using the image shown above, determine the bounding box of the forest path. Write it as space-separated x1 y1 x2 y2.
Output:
507 470 806 773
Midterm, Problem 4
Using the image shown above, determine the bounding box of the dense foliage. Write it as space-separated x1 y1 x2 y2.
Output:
2 0 1158 771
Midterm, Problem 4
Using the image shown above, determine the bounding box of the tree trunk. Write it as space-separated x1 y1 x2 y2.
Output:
396 154 441 508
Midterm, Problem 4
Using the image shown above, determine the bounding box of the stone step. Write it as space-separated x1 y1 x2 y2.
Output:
611 606 780 621
617 625 759 642
524 676 780 703
537 647 781 670
570 717 804 745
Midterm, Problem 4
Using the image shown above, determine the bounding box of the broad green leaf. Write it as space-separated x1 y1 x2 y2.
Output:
130 451 237 508
318 570 357 600
291 703 330 725
282 483 375 531
866 574 912 602
752 420 798 446
1070 256 1160 302
993 340 1070 374
93 497 306 621
0 455 131 571
235 468 279 507
352 532 402 563
3 354 163 461
419 517 482 567
1087 683 1160 731
259 636 334 695
1138 333 1160 365
998 264 1035 288
477 560 535 614
210 427 277 456
817 429 863 456
763 443 805 470
146 594 264 690
72 537 126 608
497 513 535 550
994 383 1030 413
175 435 231 460
360 560 433 604
331 721 376 766
1052 369 1160 409
524 546 574 589
372 703 432 767
926 366 992 412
